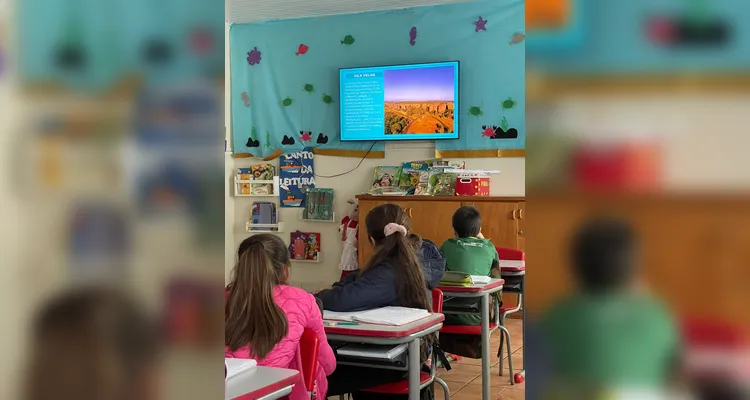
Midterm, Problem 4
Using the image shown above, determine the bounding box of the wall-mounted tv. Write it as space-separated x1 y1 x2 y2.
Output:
339 61 459 142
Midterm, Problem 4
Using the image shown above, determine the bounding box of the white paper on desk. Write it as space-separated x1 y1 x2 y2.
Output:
323 306 429 326
225 358 257 380
499 260 525 268
470 275 492 285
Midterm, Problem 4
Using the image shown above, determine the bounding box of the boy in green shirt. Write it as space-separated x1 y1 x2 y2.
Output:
440 206 500 325
539 217 680 394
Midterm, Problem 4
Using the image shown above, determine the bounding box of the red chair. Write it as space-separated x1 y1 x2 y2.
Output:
361 289 450 399
495 247 524 378
300 328 319 398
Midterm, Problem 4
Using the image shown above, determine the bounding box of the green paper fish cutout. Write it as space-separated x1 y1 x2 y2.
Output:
501 97 516 110
304 83 314 93
282 97 294 106
468 106 483 116
341 35 355 45
322 93 333 104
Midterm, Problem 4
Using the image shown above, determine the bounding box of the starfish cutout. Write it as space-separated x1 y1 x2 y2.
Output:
474 16 488 32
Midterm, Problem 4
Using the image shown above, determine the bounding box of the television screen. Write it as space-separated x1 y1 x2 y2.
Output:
339 61 459 142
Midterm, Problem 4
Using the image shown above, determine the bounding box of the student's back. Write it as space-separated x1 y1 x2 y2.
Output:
440 206 499 325
225 234 335 400
541 293 677 387
539 218 678 392
440 206 498 277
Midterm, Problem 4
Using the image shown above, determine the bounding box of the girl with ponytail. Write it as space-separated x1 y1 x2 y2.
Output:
225 234 336 400
318 204 443 399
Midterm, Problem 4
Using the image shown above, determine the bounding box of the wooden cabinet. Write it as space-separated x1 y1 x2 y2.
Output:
356 195 525 272
528 193 750 329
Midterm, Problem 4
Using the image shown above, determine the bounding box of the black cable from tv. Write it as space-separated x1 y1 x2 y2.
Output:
314 141 378 178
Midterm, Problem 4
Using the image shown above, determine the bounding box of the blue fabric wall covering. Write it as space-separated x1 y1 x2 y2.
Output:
230 0 525 158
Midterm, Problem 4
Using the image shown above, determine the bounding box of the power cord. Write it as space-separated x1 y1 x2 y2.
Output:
314 141 378 178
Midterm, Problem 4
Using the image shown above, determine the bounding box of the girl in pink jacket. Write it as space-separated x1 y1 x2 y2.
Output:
225 234 336 400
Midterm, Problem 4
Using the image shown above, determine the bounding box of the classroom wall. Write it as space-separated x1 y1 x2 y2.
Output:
224 0 526 287
230 147 524 289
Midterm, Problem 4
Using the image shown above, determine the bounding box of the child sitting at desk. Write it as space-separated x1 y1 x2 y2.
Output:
225 234 336 400
22 287 160 400
539 217 680 394
317 203 438 399
440 205 500 326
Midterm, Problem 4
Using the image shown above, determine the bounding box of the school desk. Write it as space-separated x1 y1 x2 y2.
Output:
438 278 505 400
225 366 299 400
324 312 445 400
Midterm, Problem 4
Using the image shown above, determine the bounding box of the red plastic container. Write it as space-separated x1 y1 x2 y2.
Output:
454 175 490 196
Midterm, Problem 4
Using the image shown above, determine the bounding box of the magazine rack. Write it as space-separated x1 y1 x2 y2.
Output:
233 176 280 197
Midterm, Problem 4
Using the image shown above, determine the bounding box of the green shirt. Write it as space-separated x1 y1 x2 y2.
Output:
440 237 498 276
440 237 499 325
540 293 679 389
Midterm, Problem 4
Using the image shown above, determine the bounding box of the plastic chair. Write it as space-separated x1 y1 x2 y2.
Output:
495 247 524 378
300 328 319 398
359 289 451 399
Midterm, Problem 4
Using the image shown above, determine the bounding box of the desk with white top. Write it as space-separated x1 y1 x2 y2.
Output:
324 312 445 400
225 365 299 400
438 278 505 400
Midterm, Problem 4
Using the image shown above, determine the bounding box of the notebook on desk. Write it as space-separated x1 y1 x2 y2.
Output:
439 271 491 286
323 306 429 326
225 358 257 380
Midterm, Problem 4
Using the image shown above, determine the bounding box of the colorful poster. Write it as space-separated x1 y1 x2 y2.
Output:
288 231 321 261
279 147 315 207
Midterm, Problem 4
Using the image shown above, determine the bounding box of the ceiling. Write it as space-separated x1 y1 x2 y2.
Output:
227 0 473 24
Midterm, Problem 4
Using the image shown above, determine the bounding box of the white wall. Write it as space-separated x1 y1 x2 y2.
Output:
230 145 524 290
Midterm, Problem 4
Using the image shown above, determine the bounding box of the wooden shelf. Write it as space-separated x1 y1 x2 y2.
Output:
356 194 525 202
527 72 750 101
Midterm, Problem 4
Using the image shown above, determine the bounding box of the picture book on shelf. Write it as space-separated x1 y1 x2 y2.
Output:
279 148 315 207
398 159 438 188
428 171 457 196
237 164 275 195
288 231 320 261
371 166 401 190
249 202 277 231
303 188 334 221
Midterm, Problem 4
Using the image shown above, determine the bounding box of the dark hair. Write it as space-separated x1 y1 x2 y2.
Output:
452 206 482 238
362 204 430 311
25 286 159 400
570 217 637 292
225 234 290 358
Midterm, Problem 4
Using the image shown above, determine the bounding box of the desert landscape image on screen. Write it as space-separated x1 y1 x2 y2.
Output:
383 65 455 135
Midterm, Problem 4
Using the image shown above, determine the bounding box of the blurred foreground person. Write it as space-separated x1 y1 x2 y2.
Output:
22 286 160 400
539 217 680 396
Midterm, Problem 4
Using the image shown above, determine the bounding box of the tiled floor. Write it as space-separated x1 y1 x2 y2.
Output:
435 318 524 400
328 318 524 399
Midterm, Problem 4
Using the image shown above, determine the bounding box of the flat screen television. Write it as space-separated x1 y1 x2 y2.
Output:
339 61 459 142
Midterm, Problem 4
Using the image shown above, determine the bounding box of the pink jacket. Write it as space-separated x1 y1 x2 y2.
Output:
225 285 336 400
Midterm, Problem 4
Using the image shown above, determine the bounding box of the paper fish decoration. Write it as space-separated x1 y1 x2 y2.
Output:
409 27 417 46
321 93 333 104
304 84 314 93
501 97 516 110
282 97 294 107
509 32 525 45
468 106 483 116
296 44 309 56
341 35 355 45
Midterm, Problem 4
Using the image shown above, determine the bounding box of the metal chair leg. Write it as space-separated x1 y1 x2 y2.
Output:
435 377 451 400
497 314 506 376
498 325 514 384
